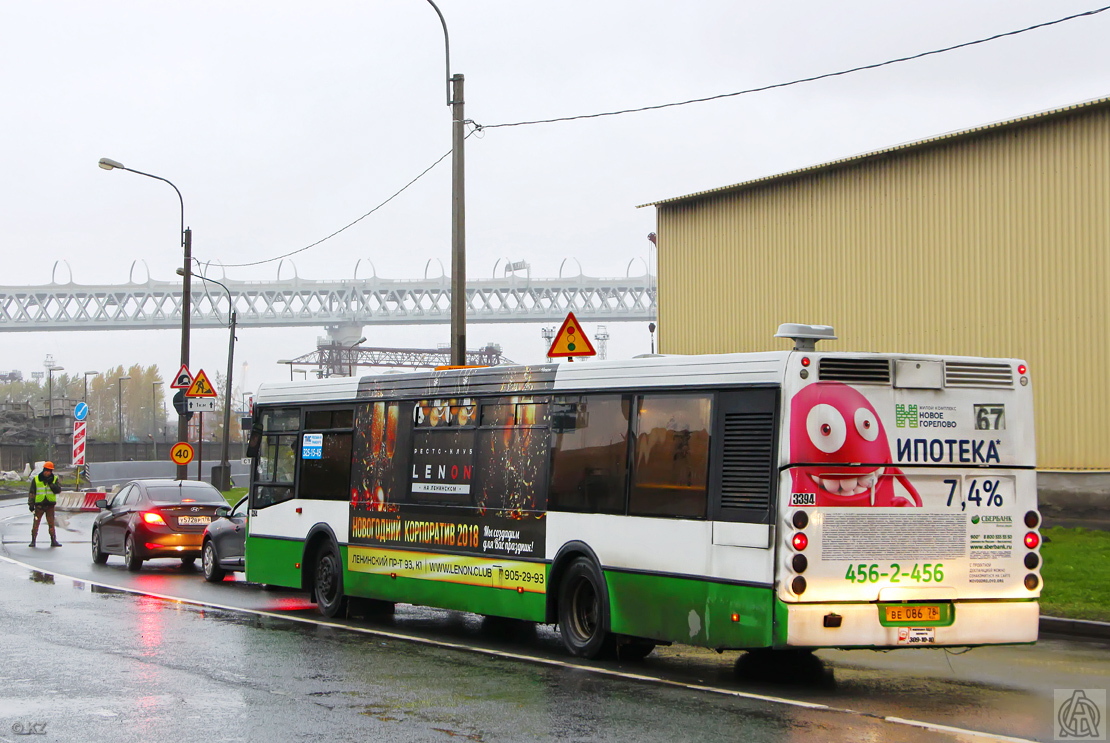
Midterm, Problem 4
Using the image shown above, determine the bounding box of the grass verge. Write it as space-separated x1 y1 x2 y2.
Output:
221 486 248 506
1038 527 1110 622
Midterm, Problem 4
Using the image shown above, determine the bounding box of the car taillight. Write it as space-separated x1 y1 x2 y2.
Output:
142 512 166 525
1024 532 1040 549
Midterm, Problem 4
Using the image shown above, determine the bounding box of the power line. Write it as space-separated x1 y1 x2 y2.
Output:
213 5 1108 269
217 141 460 269
478 4 1110 130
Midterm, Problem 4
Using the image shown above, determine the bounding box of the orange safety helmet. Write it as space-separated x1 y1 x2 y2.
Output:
43 461 55 470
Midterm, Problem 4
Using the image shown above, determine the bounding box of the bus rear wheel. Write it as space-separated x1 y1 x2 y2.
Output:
314 543 348 618
558 557 615 659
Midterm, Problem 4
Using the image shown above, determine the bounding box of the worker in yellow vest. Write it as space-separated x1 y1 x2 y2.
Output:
28 461 63 548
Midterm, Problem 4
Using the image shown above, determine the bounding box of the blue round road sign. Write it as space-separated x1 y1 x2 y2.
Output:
73 402 89 421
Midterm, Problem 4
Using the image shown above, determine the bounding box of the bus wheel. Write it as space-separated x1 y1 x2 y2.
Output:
314 543 348 618
558 557 615 659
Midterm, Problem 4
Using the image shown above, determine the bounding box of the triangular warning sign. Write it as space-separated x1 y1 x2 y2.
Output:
170 364 193 389
185 369 218 398
547 312 597 358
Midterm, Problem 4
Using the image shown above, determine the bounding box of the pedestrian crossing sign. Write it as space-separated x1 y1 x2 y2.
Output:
185 369 218 398
546 312 597 358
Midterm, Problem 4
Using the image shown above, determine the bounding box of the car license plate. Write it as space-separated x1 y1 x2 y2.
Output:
884 604 941 622
178 516 211 525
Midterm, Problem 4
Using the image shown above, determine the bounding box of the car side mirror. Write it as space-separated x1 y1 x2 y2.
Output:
214 506 231 518
95 499 108 509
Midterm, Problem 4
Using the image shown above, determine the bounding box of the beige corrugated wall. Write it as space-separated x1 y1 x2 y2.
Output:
655 106 1110 470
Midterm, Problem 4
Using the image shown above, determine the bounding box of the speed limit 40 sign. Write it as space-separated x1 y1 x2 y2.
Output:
171 441 195 465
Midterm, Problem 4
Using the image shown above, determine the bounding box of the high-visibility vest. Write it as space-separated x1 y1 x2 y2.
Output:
32 475 57 505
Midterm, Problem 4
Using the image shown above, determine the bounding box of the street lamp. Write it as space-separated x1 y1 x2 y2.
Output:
180 268 237 490
83 371 98 403
152 381 163 461
348 337 366 377
277 360 296 381
425 1 467 366
117 375 131 461
99 157 192 479
47 365 64 463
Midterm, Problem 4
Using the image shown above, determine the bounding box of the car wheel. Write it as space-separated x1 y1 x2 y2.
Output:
314 543 348 618
558 557 616 659
90 528 108 565
124 534 143 572
203 540 226 583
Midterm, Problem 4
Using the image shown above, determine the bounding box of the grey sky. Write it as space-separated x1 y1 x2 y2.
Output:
2 1 1108 399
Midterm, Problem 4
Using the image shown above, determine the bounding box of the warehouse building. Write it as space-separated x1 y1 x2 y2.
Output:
641 96 1110 499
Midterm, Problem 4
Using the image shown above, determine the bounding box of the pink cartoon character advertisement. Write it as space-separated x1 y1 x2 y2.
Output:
789 382 921 507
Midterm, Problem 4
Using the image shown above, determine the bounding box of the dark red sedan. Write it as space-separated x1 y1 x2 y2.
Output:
91 479 229 571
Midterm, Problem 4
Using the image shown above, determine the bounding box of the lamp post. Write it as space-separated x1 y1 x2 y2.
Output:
277 360 296 381
152 381 163 461
117 375 131 461
46 365 64 463
348 337 366 377
425 1 466 366
180 268 236 491
83 371 97 404
99 157 191 479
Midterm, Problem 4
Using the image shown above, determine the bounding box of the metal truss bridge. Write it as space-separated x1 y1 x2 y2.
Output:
0 272 656 334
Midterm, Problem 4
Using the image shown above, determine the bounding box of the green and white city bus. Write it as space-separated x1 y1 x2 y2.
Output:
243 324 1041 659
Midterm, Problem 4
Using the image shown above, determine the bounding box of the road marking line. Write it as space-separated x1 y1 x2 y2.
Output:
0 553 1037 743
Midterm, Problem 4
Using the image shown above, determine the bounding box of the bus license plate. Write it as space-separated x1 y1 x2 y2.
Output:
885 604 941 623
178 516 210 525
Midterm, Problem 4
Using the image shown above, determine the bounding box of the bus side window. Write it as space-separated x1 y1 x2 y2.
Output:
628 393 712 519
254 433 297 508
299 407 355 501
252 407 300 510
548 395 630 515
473 397 550 514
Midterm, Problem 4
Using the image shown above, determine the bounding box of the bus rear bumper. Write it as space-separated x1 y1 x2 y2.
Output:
784 600 1039 648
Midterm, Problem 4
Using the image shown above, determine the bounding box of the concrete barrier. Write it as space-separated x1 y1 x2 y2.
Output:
55 490 107 512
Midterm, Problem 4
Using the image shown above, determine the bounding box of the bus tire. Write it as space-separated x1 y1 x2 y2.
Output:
558 557 615 659
314 542 348 618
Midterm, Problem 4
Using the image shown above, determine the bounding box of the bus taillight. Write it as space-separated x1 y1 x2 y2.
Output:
791 511 808 529
1024 574 1040 590
1024 532 1040 549
791 554 808 573
1024 510 1040 528
791 576 807 595
792 533 808 551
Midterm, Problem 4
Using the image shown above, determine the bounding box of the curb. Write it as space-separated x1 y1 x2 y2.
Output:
1039 616 1110 640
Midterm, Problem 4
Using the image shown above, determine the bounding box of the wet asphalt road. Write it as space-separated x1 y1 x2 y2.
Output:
1 500 1106 742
